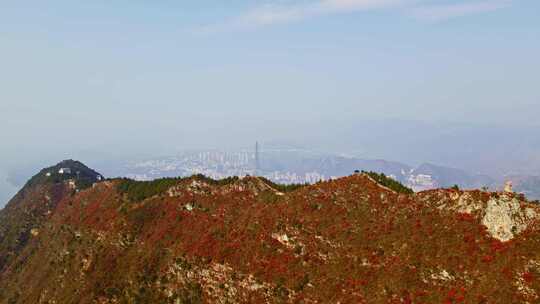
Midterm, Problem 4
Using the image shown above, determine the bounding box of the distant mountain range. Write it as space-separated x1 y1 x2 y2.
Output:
4 148 538 204
99 149 537 199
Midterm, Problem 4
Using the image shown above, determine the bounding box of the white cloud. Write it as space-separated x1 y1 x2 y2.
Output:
193 0 407 33
412 1 512 22
194 0 513 33
240 0 407 25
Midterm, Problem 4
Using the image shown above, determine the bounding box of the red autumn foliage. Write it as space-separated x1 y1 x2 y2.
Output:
1 173 540 303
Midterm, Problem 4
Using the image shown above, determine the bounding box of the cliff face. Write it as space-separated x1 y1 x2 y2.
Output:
418 190 539 242
1 163 540 303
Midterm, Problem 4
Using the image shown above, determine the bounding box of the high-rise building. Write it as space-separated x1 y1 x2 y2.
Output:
255 141 260 176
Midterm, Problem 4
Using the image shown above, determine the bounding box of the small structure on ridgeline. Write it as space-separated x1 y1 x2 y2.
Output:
504 181 514 193
59 168 72 175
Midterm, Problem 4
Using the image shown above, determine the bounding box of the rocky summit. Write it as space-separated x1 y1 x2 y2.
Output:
1 161 540 303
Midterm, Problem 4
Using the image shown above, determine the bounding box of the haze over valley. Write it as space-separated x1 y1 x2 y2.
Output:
3 119 540 207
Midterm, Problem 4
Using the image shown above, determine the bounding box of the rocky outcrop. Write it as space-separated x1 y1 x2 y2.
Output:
481 195 537 242
419 190 539 242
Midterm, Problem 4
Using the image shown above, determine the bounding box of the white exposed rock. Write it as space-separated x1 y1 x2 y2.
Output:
67 179 77 190
30 228 39 237
167 186 183 197
165 261 281 303
271 231 306 256
449 192 460 200
272 233 292 248
430 191 539 242
526 208 536 219
189 180 210 194
431 191 483 214
481 195 537 242
361 258 371 267
81 257 92 272
455 192 483 214
515 261 539 300
241 274 269 291
431 269 455 282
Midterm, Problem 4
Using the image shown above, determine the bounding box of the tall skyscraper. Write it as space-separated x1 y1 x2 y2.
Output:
255 141 260 176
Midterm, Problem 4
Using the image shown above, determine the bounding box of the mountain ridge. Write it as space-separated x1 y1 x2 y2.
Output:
1 161 540 303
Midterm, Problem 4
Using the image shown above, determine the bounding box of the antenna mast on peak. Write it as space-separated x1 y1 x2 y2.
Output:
255 141 260 176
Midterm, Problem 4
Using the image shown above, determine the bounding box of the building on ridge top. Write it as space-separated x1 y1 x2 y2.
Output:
59 168 72 174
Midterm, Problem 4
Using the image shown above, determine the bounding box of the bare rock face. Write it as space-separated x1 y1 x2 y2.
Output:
419 190 539 242
481 195 537 242
453 192 483 214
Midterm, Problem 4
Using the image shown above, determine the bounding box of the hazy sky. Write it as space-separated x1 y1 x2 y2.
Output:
1 1 540 203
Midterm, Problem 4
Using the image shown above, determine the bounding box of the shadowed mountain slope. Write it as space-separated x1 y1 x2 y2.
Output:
0 160 103 275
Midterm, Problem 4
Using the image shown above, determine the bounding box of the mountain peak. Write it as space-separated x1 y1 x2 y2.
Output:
25 160 103 190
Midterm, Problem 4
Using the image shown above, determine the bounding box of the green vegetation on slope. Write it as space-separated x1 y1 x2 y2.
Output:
362 171 414 194
117 175 248 201
257 177 308 193
117 177 184 201
117 175 308 202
